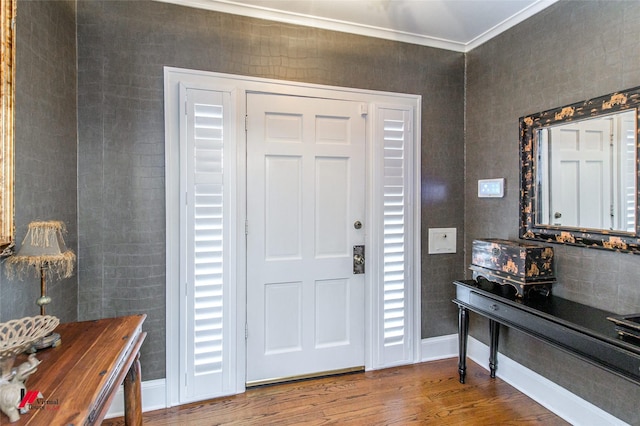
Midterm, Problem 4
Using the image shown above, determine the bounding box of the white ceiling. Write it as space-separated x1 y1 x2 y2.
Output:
160 0 557 52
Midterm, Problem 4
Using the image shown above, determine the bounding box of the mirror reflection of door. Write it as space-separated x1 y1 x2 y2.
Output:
538 110 636 231
549 117 612 229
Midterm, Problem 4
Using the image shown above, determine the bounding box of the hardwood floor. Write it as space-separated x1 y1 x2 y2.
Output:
104 358 568 425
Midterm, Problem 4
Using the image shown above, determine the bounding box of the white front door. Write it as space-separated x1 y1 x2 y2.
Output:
246 93 366 384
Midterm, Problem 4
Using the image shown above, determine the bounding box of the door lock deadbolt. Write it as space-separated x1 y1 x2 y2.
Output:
353 245 365 274
354 221 362 230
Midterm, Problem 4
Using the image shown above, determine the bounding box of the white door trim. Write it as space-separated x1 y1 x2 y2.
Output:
164 66 421 407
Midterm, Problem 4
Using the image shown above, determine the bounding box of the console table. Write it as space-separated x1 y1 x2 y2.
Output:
10 315 146 425
453 279 640 385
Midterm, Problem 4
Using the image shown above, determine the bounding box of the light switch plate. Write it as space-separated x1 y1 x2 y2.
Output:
478 178 505 198
428 228 456 254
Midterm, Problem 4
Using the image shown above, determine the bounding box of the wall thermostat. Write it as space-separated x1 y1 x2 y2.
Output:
478 178 504 198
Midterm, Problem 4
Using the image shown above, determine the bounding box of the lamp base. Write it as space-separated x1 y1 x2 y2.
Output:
28 332 61 353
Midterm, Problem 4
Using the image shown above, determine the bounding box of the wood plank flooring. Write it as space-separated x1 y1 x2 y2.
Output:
104 358 568 425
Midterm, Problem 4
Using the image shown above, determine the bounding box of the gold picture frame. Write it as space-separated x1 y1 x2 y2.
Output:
0 0 15 251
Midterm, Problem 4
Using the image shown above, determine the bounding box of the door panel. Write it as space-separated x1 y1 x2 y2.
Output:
246 93 366 384
264 281 302 353
265 156 302 259
315 157 349 256
315 278 350 347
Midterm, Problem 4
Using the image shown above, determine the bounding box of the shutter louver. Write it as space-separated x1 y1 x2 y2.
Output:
382 117 406 347
622 116 636 232
192 103 224 375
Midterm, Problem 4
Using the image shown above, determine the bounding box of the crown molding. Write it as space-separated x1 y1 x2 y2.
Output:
155 0 557 53
465 0 557 51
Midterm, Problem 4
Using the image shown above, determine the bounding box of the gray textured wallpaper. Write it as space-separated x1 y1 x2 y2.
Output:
76 1 465 382
466 1 640 423
0 0 77 323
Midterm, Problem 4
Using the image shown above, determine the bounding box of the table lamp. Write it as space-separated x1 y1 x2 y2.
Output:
5 220 76 316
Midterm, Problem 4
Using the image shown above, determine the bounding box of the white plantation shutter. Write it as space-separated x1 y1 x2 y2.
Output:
383 117 406 345
620 112 636 232
376 105 413 366
181 87 233 401
192 102 223 375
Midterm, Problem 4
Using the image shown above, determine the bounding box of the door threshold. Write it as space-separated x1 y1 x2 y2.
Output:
246 366 365 388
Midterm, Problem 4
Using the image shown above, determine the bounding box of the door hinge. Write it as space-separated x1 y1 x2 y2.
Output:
245 220 249 235
245 115 248 132
245 323 248 340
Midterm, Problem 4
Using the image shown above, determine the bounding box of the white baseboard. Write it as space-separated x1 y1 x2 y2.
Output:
420 334 627 426
420 333 458 361
466 337 629 425
105 378 166 419
108 337 627 425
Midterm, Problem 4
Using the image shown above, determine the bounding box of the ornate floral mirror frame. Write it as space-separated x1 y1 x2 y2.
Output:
0 0 14 251
520 86 640 253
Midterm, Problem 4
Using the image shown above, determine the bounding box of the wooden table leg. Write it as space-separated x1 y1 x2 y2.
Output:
458 305 469 384
489 319 500 378
124 352 143 426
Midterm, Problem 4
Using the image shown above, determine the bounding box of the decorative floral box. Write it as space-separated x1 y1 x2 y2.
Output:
469 239 555 298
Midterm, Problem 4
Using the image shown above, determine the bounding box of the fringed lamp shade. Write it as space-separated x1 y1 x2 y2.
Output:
5 221 76 315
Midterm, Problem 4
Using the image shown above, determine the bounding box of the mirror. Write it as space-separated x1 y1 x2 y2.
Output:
520 86 640 253
0 0 15 251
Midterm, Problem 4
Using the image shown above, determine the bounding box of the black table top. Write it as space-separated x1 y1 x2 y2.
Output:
454 279 640 355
